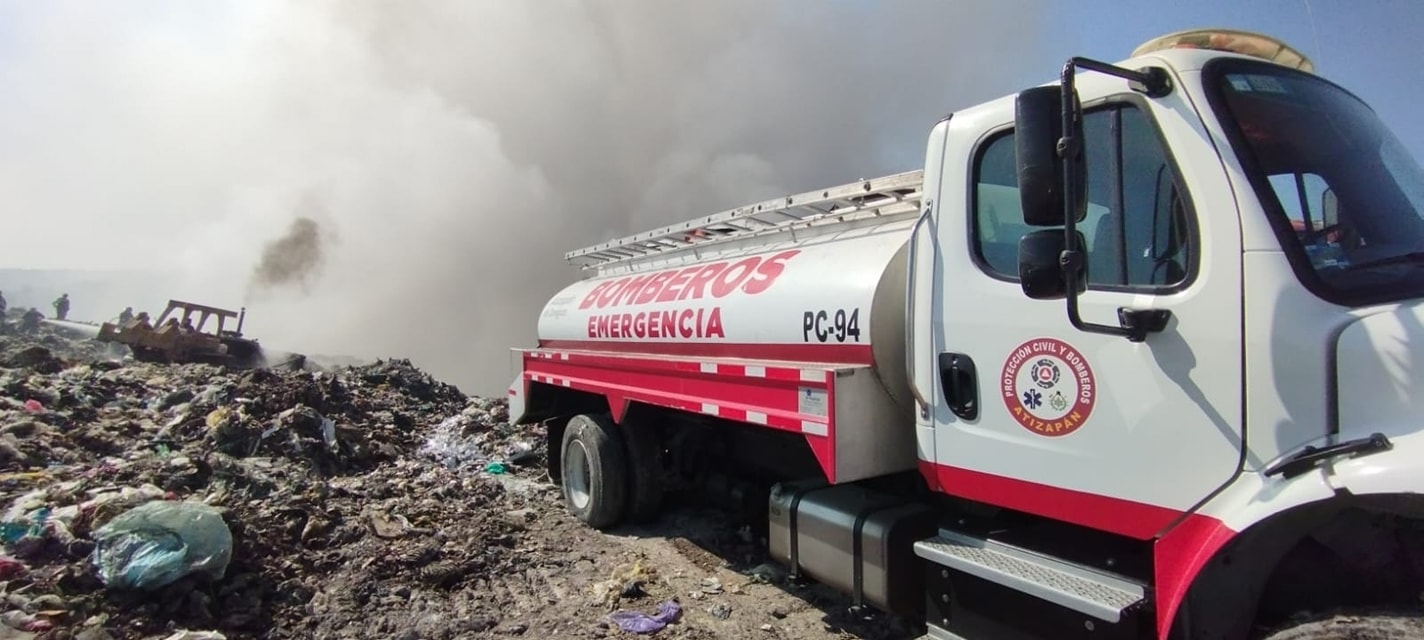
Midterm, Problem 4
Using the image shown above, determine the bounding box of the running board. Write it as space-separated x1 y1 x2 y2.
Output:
913 530 1146 623
914 628 968 640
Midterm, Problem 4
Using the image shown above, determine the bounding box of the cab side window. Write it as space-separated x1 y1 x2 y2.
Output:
973 103 1193 288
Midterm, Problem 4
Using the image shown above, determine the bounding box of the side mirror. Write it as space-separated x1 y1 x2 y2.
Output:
1014 86 1086 227
1018 229 1087 300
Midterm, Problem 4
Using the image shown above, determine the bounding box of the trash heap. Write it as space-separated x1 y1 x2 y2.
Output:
0 329 547 640
0 320 122 368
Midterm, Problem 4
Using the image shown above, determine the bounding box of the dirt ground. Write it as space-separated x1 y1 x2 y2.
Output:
0 319 918 640
327 469 924 640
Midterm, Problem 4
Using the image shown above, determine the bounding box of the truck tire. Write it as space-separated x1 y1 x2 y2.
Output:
621 419 664 523
1260 610 1424 639
560 413 628 530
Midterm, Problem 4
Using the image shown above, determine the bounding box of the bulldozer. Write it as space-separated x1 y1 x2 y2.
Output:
97 299 265 368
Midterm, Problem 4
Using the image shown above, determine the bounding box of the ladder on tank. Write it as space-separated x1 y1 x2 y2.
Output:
567 170 925 274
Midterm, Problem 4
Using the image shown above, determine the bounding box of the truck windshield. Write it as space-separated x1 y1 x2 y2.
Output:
1205 58 1424 306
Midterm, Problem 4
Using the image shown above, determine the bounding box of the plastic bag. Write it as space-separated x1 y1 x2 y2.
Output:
419 415 490 469
90 501 232 591
0 507 49 545
608 600 682 634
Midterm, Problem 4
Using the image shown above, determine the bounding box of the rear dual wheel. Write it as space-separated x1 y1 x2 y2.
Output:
621 419 665 524
561 414 627 529
560 413 665 529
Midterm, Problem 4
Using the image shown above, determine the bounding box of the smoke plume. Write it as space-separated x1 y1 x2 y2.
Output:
250 214 327 296
0 1 1050 394
250 191 330 295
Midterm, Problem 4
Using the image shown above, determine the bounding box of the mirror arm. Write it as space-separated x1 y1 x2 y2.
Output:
1067 57 1173 98
1056 58 1173 343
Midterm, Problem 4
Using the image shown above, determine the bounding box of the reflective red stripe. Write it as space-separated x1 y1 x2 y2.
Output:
523 350 839 481
919 460 1183 539
536 339 874 365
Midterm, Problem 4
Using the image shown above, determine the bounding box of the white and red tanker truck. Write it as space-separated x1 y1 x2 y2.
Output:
508 29 1424 639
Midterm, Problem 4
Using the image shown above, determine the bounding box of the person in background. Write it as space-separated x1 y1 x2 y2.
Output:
21 308 43 333
52 294 70 321
118 307 134 325
0 291 7 317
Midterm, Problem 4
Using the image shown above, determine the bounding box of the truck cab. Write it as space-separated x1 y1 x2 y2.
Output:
909 30 1424 639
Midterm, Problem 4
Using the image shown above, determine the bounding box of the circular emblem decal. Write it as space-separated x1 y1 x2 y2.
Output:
1000 338 1096 437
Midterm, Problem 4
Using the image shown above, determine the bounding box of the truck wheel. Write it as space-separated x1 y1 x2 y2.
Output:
621 420 664 523
1260 610 1424 639
560 413 628 530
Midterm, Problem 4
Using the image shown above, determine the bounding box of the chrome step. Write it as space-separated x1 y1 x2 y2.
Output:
913 530 1145 623
915 625 968 640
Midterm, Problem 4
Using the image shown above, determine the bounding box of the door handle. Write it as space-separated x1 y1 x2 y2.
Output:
938 352 979 421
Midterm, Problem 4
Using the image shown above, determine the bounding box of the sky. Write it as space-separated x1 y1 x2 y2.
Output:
0 0 1420 395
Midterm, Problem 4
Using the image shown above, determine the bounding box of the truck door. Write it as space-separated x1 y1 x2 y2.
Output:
926 94 1245 540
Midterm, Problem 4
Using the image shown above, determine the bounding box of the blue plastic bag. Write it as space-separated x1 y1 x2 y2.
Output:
608 600 682 634
90 501 232 591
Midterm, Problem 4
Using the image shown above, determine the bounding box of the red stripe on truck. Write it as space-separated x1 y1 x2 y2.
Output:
523 349 839 481
920 460 1183 539
537 339 874 365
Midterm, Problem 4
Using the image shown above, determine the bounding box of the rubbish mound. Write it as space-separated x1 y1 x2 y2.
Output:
1 320 124 367
0 327 545 639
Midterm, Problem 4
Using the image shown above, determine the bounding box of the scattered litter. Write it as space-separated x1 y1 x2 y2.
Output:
608 600 682 634
417 398 523 472
0 507 48 545
160 631 227 640
506 441 539 466
366 509 418 539
0 555 26 579
749 563 787 584
596 559 658 609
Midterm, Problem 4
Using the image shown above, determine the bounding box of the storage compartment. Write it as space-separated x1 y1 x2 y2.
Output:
767 480 938 616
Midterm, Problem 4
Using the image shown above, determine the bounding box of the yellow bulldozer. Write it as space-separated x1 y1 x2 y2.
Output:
96 299 264 368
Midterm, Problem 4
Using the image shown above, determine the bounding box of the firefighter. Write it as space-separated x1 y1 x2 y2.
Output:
20 308 43 333
118 307 134 325
52 294 70 321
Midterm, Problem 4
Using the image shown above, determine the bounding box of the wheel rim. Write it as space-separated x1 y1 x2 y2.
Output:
565 439 592 510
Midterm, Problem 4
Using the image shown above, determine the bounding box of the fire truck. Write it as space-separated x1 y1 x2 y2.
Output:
508 29 1424 639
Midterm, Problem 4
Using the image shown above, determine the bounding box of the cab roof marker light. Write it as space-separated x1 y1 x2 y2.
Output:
1132 28 1315 74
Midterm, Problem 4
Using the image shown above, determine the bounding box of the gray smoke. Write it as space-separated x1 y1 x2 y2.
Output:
250 214 327 296
0 1 1051 394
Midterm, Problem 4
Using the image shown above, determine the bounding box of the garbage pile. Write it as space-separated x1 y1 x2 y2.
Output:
0 319 122 367
0 328 546 639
